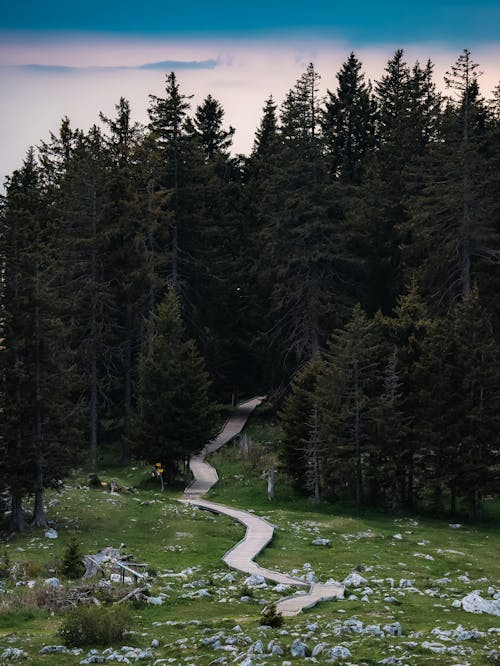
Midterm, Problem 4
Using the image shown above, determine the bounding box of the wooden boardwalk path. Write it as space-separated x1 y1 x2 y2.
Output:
180 397 344 615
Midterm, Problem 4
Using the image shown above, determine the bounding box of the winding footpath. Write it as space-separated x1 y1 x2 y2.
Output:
180 397 344 616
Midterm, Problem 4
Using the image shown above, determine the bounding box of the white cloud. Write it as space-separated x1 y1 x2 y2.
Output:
1 35 500 183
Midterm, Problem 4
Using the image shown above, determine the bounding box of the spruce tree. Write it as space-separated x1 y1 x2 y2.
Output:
134 291 215 480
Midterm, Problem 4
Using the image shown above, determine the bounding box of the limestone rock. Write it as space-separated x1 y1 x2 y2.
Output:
326 646 352 660
290 639 310 658
342 572 367 588
462 592 500 616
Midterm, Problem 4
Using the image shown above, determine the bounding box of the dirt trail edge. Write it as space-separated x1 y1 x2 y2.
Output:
180 396 344 616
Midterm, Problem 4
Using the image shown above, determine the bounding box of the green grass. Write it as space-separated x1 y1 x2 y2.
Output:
1 410 499 665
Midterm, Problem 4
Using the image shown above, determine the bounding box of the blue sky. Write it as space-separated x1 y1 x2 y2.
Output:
1 1 500 184
2 0 500 44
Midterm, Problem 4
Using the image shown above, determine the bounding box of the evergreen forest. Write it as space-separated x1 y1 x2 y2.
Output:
1 48 499 530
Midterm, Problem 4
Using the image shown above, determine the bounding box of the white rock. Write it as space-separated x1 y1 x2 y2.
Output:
393 533 403 540
1 648 29 661
462 593 500 616
326 646 352 660
151 640 159 648
342 619 364 633
44 577 61 588
342 572 367 588
383 622 403 636
146 596 165 605
449 523 462 529
274 583 290 592
421 641 447 653
245 573 267 587
290 639 309 657
44 528 58 539
364 624 384 637
399 579 415 588
312 538 331 547
39 646 70 654
311 642 328 657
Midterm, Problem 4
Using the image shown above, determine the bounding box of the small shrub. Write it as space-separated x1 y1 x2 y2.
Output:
62 538 85 579
238 584 254 598
59 604 133 647
260 602 284 628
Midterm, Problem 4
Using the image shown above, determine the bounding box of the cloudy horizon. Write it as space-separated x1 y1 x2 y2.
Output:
2 1 500 183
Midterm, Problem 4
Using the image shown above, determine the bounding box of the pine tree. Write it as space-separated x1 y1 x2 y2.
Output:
319 304 380 503
322 52 376 183
279 356 324 493
134 291 215 479
0 149 79 529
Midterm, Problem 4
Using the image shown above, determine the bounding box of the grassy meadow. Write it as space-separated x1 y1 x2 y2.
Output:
0 408 499 665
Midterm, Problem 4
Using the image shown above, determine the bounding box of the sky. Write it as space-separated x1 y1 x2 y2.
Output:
1 1 500 183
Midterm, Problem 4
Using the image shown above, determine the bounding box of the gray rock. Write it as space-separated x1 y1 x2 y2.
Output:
383 596 398 604
342 619 364 633
151 639 159 648
342 572 367 588
146 596 165 605
378 658 403 665
0 648 29 661
383 622 403 636
44 528 58 539
105 655 130 663
271 644 284 656
311 642 328 657
250 640 264 654
44 577 61 588
462 592 500 616
135 648 154 660
399 578 415 588
274 583 290 592
245 573 267 587
79 657 105 664
393 533 403 540
312 538 331 547
240 659 253 666
421 641 447 654
290 639 310 658
39 645 70 654
326 646 352 660
363 624 384 637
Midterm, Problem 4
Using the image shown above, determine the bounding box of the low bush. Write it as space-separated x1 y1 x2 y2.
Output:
260 602 284 628
59 604 133 647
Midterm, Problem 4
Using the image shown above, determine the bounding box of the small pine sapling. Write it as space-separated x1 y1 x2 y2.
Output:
62 538 85 579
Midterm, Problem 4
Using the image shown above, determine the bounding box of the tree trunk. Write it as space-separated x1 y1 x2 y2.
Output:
267 466 275 501
10 494 25 533
121 302 132 465
32 459 46 527
90 190 98 468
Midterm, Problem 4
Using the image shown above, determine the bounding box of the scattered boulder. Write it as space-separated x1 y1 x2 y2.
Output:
244 573 267 587
44 528 58 539
383 622 403 636
342 572 367 588
44 577 61 588
39 646 69 654
342 619 364 633
312 538 331 547
311 642 328 657
0 648 29 661
462 592 500 616
399 578 415 588
290 639 310 658
326 646 352 660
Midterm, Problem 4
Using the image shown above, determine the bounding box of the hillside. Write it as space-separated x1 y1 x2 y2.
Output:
1 409 499 665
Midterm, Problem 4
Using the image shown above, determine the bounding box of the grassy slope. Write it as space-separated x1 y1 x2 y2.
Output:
1 409 499 665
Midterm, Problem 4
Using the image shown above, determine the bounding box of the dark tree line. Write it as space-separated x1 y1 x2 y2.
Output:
1 49 499 528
